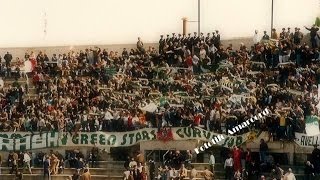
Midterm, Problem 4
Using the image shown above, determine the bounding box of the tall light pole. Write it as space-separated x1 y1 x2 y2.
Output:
271 0 274 34
182 0 201 35
198 0 201 35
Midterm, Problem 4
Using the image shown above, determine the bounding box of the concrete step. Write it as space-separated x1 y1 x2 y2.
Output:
0 174 123 180
191 163 305 173
1 168 124 176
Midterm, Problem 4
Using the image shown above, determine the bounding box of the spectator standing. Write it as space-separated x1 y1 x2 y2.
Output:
4 51 12 68
224 154 234 180
137 37 145 54
90 145 99 168
304 161 315 180
132 165 141 180
311 145 320 173
15 171 23 180
23 151 32 174
293 28 303 45
179 164 188 180
305 25 319 48
233 146 242 172
0 152 2 175
190 165 197 180
135 151 145 164
262 31 270 41
72 170 80 180
80 168 91 180
124 156 130 169
253 30 260 45
259 139 268 163
202 167 214 180
148 159 155 180
283 168 296 180
234 169 242 180
208 152 215 173
0 77 3 89
271 28 278 40
124 167 131 180
9 151 18 175
43 156 50 180
169 167 178 180
275 163 284 180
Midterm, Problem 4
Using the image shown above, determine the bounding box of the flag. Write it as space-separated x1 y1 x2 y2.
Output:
139 102 158 113
157 127 173 142
305 115 320 136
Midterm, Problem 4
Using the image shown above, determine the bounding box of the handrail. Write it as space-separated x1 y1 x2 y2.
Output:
146 150 155 161
163 148 176 164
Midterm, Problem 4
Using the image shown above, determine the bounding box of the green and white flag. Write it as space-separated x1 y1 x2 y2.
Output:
305 115 320 136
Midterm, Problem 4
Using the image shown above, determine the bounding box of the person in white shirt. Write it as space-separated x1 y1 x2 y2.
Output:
169 167 178 179
123 168 130 180
199 46 206 60
224 154 234 180
284 168 296 180
137 162 143 172
190 165 197 180
209 152 215 173
23 152 32 174
253 30 260 45
129 158 137 169
0 77 3 89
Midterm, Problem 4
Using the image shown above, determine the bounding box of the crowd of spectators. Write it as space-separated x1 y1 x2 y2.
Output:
0 25 319 144
0 148 98 180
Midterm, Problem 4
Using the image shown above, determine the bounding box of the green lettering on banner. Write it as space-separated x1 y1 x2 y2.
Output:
0 138 11 151
120 134 127 145
0 128 252 150
141 131 150 140
193 128 201 138
221 137 229 147
0 134 8 139
72 135 79 144
128 133 135 144
99 134 106 145
176 129 184 138
184 127 192 137
235 136 243 146
300 136 305 146
135 132 142 143
81 134 88 144
107 135 116 145
202 130 211 139
47 132 58 148
18 137 27 151
11 134 22 139
150 130 156 140
308 137 313 146
90 134 98 144
227 137 235 148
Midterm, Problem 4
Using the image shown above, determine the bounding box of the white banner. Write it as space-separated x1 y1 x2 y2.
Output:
295 132 320 148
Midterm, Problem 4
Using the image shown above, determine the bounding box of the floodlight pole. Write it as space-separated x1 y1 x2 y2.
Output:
198 0 201 35
271 0 274 34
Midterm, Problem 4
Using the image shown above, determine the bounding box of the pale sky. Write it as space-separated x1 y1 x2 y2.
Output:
0 0 318 47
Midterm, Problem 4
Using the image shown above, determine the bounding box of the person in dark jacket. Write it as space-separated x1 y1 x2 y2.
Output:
124 156 130 169
72 170 80 180
304 161 315 180
311 145 320 173
43 156 50 180
131 165 141 180
259 139 268 163
305 25 319 48
148 159 155 180
4 52 12 68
